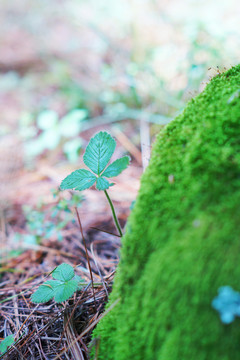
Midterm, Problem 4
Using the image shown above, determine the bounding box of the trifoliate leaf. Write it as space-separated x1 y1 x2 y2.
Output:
60 169 96 191
54 279 79 303
0 335 15 354
96 177 111 190
102 156 130 178
31 280 60 303
83 132 116 175
52 263 75 281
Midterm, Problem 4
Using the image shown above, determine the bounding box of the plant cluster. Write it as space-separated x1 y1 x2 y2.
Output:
21 108 88 162
15 189 83 246
61 131 130 236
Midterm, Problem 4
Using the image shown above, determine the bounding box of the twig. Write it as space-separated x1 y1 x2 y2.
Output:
75 207 96 307
90 227 121 238
90 243 109 298
112 127 142 165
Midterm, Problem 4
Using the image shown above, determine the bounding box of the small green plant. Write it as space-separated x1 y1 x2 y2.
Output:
0 334 15 355
31 263 84 303
60 131 130 236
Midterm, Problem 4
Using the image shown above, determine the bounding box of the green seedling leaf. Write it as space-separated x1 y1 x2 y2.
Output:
31 264 85 304
102 156 130 178
83 131 116 175
0 334 15 354
96 177 111 190
31 280 60 303
52 263 74 281
61 131 130 193
60 169 96 191
53 279 79 303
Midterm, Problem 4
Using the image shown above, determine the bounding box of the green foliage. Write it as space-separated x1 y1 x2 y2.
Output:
14 189 83 246
93 65 240 359
0 335 15 354
22 108 87 161
61 131 130 192
31 263 83 304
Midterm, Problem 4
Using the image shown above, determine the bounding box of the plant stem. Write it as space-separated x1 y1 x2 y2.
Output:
104 190 123 237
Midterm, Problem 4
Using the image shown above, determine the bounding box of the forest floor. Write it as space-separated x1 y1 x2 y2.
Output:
0 126 142 359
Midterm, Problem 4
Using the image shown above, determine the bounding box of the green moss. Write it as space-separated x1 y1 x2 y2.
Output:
93 65 240 359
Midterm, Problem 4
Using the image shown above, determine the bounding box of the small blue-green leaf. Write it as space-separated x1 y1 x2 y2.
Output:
83 132 116 175
0 335 15 354
39 128 61 150
63 138 82 163
37 110 58 130
102 156 130 178
59 109 87 137
31 280 60 303
96 177 111 190
60 169 96 191
52 263 74 281
54 279 78 303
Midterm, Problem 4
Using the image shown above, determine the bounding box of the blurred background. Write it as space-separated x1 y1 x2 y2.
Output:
0 0 240 261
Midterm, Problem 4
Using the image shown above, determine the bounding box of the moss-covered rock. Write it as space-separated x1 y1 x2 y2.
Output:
93 65 240 359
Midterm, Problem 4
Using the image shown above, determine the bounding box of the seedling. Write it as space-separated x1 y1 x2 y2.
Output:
60 131 130 236
31 263 84 303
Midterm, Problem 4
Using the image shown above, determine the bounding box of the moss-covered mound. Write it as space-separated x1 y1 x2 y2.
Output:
93 65 240 360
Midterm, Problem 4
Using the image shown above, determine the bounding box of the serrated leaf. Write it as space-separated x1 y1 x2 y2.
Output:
0 335 15 354
83 132 116 175
31 280 60 303
60 169 96 191
102 156 130 178
52 263 75 281
96 177 111 190
54 279 78 303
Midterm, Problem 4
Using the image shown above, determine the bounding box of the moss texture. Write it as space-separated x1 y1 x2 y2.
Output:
93 65 240 359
